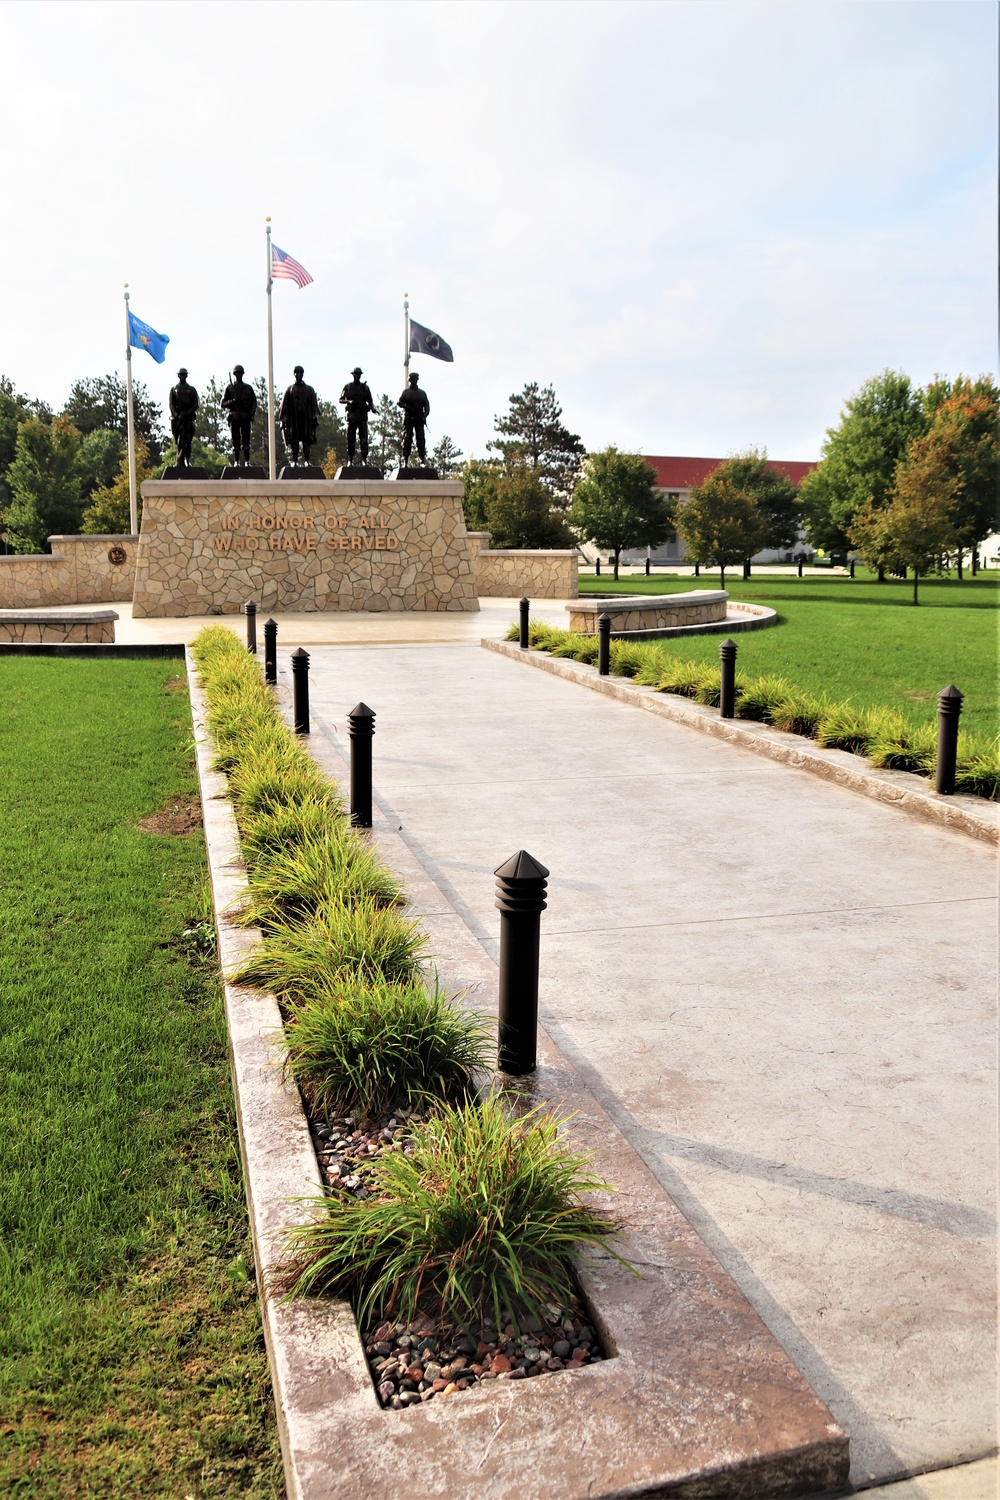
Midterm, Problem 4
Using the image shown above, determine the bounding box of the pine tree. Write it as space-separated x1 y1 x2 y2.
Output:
488 382 585 505
82 439 157 534
5 416 85 552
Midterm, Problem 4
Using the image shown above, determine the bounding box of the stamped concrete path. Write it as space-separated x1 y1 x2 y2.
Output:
287 636 995 1494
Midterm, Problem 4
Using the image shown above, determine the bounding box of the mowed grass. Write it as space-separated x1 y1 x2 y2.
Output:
578 571 999 735
0 659 281 1498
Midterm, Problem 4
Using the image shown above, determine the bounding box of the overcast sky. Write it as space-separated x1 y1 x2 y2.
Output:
0 0 994 461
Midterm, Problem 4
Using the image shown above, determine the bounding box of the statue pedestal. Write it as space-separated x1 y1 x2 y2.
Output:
278 465 325 480
160 466 208 480
335 465 384 480
221 465 266 479
132 477 479 617
394 466 438 481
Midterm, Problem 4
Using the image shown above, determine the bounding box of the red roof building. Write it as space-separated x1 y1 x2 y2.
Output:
645 456 817 491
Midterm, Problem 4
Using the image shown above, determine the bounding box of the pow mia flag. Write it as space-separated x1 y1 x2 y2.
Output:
408 318 454 363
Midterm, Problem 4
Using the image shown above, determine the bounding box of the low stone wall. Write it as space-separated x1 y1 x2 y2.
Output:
568 589 727 632
0 608 117 642
0 535 138 608
466 532 578 598
133 480 478 616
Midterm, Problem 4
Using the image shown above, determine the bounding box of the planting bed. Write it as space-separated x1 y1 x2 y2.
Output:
189 630 850 1499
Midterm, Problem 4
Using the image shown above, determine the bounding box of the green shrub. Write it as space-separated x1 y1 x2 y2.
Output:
693 668 724 706
549 632 592 660
734 675 793 723
281 975 488 1123
235 897 426 1000
278 1092 624 1331
570 636 600 665
633 647 670 687
815 704 874 755
655 658 712 698
608 641 649 678
769 693 826 737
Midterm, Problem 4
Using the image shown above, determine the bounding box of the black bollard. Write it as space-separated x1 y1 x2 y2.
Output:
263 618 277 684
595 557 601 577
645 557 650 577
743 560 751 580
245 600 257 654
935 685 963 795
598 612 611 676
291 647 310 734
798 559 803 578
850 559 856 579
495 850 548 1075
349 702 376 828
719 637 737 718
519 596 530 649
694 562 700 577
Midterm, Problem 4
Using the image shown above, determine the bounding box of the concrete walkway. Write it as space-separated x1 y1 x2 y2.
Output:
290 638 996 1494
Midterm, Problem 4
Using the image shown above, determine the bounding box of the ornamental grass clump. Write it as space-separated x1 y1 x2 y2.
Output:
238 794 345 866
865 716 936 774
281 975 488 1124
769 693 826 737
235 897 426 1000
954 736 1000 800
239 834 403 929
279 1093 624 1332
815 703 875 755
734 675 794 724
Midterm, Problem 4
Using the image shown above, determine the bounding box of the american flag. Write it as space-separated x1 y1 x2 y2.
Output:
271 242 313 289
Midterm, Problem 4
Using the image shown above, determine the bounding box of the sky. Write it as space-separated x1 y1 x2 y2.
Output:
0 0 994 463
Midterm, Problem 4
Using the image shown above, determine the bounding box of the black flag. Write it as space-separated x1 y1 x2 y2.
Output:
408 318 454 362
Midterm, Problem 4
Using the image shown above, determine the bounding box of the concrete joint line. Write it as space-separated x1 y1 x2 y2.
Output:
483 640 998 846
187 648 849 1500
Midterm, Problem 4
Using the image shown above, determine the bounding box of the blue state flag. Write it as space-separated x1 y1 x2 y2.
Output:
127 310 170 364
408 317 453 363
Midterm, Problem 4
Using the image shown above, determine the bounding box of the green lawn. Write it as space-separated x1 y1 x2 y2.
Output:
577 571 999 735
0 659 281 1498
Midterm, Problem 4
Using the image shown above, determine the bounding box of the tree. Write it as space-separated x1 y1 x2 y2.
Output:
676 473 768 589
370 393 405 475
459 458 497 532
63 372 165 461
5 416 85 551
568 447 673 579
314 399 346 469
79 427 125 498
849 463 957 605
801 370 925 551
0 376 32 511
82 439 157 534
195 376 229 451
482 465 573 549
707 449 801 552
432 434 464 476
914 378 999 576
488 382 585 505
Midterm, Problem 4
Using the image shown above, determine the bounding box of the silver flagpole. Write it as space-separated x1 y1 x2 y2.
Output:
266 218 276 480
123 284 138 535
403 293 410 384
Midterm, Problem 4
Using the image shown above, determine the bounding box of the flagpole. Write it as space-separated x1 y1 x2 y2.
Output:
265 218 276 480
403 293 410 385
123 285 138 534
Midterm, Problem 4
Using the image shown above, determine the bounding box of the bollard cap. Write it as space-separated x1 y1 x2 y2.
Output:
520 596 530 605
264 617 277 628
244 600 256 611
495 849 549 882
938 684 963 702
292 646 310 663
719 637 737 652
348 702 376 720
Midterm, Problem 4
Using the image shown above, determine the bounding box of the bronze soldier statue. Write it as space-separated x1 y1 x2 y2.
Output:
221 365 257 466
169 368 199 468
397 372 430 466
339 366 375 464
278 366 320 465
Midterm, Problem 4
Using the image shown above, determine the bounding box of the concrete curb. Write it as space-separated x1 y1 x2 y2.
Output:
187 645 849 1500
483 640 998 846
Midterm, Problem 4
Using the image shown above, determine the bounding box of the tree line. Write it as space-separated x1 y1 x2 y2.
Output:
465 370 998 596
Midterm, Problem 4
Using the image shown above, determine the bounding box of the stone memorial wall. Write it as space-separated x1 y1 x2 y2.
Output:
132 479 480 617
0 535 138 610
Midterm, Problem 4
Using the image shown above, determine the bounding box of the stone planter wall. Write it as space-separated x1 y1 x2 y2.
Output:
466 532 578 598
568 590 727 632
0 535 138 608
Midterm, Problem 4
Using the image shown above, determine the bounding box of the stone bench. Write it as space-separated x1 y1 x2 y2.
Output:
0 608 118 643
566 591 777 638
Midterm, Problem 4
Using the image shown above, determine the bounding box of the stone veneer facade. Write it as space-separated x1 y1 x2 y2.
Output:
465 532 578 598
0 535 138 609
132 480 479 617
568 590 728 633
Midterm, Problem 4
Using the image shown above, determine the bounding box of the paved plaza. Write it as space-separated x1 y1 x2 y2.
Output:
275 629 996 1494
